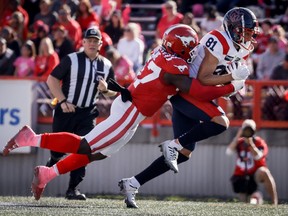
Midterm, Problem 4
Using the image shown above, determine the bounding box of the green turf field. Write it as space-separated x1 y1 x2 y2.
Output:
0 196 287 216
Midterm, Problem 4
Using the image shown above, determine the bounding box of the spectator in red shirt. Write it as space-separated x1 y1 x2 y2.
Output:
76 0 100 32
156 0 183 39
57 4 82 51
34 37 60 78
226 119 278 205
254 19 273 55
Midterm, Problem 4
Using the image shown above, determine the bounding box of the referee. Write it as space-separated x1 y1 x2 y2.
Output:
46 26 116 200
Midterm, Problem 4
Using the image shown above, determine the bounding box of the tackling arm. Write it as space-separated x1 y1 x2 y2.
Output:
163 73 234 101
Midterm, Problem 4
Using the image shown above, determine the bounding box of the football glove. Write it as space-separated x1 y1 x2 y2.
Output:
227 62 250 80
108 79 132 102
231 79 245 91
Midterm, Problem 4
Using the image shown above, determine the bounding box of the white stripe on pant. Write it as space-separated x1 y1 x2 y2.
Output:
84 96 146 156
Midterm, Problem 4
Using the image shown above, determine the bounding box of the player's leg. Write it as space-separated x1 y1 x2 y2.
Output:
85 96 145 158
161 96 228 172
3 126 88 156
254 167 278 205
230 175 250 203
31 97 145 200
119 108 197 208
32 153 90 200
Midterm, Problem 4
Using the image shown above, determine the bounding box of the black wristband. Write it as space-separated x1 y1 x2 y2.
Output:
101 90 109 94
59 99 67 105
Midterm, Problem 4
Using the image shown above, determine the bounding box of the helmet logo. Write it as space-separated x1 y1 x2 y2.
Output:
229 10 242 22
175 34 196 47
174 64 188 73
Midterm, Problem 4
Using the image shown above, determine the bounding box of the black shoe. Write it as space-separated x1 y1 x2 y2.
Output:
65 188 86 200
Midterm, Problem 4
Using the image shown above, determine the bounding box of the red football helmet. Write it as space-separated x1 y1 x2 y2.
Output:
162 24 199 63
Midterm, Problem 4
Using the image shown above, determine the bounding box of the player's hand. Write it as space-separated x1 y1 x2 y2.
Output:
231 79 245 91
97 78 108 92
61 102 76 113
227 62 250 80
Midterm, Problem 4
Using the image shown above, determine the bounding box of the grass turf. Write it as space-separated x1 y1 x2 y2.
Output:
0 196 287 216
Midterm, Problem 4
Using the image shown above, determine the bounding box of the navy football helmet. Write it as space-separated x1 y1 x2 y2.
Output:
223 7 259 51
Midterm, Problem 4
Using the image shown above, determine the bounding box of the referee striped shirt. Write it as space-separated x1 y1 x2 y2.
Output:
50 51 115 108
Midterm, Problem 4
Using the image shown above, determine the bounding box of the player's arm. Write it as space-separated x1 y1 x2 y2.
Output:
197 47 233 85
163 73 235 101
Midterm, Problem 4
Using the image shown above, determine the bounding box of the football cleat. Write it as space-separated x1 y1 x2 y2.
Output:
3 125 36 156
65 188 86 200
31 166 51 200
118 178 139 208
159 140 179 173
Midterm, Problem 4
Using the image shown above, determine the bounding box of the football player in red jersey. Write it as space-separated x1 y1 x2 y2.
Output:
118 7 259 208
3 24 246 201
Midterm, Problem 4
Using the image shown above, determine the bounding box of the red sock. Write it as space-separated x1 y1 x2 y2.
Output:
56 154 90 175
189 79 234 101
40 132 81 153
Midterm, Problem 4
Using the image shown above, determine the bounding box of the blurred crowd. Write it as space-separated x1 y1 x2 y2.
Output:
0 0 287 119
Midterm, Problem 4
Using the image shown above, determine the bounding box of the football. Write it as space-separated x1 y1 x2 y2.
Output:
213 65 229 76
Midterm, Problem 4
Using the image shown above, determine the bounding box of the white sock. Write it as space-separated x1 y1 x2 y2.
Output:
130 176 140 188
35 135 41 147
170 139 183 151
52 165 60 176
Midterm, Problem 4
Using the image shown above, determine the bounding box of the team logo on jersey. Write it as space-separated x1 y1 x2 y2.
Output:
174 64 188 72
175 35 196 47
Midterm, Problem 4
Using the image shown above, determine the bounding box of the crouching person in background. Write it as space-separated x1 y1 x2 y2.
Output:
226 119 278 205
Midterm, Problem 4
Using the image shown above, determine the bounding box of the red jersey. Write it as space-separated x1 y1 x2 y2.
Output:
233 136 268 176
34 52 60 78
254 33 272 54
128 47 189 117
61 19 82 50
157 13 183 38
76 12 100 32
